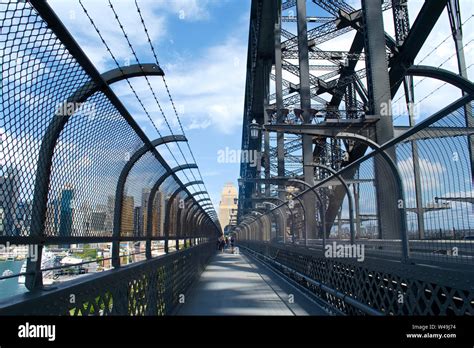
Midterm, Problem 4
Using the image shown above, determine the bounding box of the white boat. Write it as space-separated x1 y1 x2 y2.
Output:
60 256 83 265
18 252 57 284
1 269 14 278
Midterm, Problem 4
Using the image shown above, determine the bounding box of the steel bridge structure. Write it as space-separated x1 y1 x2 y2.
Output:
0 0 473 317
236 0 474 315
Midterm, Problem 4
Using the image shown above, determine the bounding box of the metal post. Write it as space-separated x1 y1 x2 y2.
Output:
448 0 474 182
296 0 317 241
263 59 272 198
287 179 327 249
336 133 410 261
354 181 361 238
362 0 399 239
392 0 425 239
314 164 356 244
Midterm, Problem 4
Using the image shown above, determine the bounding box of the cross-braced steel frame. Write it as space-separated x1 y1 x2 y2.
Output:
236 0 474 315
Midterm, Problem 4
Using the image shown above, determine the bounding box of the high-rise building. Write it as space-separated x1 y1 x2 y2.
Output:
154 191 166 237
121 196 135 237
90 211 107 232
218 182 238 231
133 206 142 237
15 201 32 233
58 183 75 249
59 183 74 238
141 188 151 237
73 201 92 236
105 196 115 232
89 204 107 233
45 198 60 236
0 166 19 236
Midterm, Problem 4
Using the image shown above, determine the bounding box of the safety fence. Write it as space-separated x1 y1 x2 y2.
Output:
237 97 474 268
0 242 214 315
0 0 219 296
239 241 473 315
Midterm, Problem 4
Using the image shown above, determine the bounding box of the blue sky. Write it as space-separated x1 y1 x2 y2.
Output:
48 0 251 211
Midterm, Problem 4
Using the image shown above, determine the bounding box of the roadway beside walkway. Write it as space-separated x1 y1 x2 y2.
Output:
175 250 327 316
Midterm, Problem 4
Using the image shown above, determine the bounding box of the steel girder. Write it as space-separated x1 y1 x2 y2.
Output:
389 0 449 96
239 0 470 244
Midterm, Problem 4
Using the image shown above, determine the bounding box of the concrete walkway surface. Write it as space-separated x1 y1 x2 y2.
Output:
175 251 327 316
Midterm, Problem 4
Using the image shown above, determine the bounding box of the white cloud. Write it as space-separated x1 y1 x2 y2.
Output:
48 0 216 72
164 36 248 134
150 0 213 21
113 33 248 136
398 156 446 191
47 0 248 136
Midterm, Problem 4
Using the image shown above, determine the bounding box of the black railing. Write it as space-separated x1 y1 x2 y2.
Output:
0 242 214 315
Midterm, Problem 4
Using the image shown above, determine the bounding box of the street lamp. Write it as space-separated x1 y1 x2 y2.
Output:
249 119 261 140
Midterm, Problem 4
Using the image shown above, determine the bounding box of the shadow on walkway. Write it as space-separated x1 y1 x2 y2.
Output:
174 251 327 316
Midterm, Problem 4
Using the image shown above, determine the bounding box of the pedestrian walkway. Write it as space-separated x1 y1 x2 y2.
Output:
175 250 327 316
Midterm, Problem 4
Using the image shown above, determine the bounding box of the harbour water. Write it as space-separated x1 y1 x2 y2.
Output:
0 261 28 301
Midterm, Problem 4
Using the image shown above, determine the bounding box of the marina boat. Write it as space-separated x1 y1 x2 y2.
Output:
18 251 58 284
1 269 14 278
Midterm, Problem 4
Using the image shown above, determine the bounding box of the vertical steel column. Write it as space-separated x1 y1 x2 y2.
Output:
274 2 287 243
274 5 284 181
263 60 272 197
392 0 425 239
354 182 361 237
362 0 400 239
296 0 317 240
448 0 474 182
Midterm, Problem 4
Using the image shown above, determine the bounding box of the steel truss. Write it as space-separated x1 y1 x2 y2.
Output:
237 0 474 315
